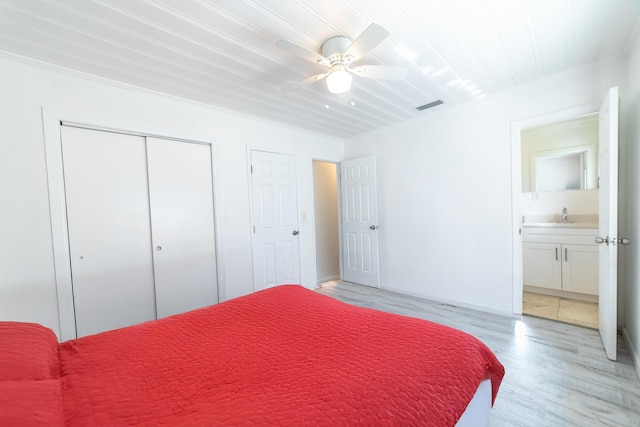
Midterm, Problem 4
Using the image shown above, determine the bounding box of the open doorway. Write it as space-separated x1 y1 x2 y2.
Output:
512 88 622 360
520 115 600 329
312 160 340 285
510 103 600 321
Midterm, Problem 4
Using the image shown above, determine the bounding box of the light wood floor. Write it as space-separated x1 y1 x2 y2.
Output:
316 281 640 426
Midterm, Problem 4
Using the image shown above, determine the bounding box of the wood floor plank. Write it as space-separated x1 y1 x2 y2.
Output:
315 281 640 426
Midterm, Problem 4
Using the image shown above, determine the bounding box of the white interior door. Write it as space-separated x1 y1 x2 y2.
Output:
146 137 218 318
251 150 300 290
340 156 380 288
596 86 619 361
61 126 157 337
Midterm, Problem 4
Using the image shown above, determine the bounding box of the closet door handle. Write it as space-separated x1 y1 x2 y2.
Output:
565 248 567 262
555 247 558 261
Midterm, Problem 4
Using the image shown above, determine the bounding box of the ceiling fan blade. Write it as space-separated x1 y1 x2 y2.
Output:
276 39 330 67
350 65 407 80
344 23 390 61
281 73 329 92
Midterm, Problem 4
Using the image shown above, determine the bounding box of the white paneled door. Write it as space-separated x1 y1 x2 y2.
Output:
250 150 300 290
340 156 380 288
596 87 619 361
62 127 157 337
146 137 218 318
61 126 218 338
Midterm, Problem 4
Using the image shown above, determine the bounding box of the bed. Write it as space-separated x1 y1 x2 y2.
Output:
0 285 504 426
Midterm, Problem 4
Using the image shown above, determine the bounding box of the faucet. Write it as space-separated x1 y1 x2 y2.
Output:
562 207 568 223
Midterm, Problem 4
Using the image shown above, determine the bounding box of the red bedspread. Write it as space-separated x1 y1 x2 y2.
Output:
2 285 504 426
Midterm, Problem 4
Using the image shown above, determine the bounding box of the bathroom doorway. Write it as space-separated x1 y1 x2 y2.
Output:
520 114 600 329
510 103 602 329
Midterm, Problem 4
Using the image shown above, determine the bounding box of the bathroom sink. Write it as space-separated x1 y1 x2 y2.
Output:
522 214 599 229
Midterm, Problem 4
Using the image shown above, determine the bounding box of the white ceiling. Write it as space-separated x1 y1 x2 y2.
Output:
1 0 638 138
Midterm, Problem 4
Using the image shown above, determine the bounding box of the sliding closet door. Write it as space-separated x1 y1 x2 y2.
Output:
146 137 218 318
61 126 157 337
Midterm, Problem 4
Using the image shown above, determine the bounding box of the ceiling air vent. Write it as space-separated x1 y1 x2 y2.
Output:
416 100 443 111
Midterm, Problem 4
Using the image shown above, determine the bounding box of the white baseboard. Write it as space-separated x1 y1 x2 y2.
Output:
381 285 516 318
622 326 640 380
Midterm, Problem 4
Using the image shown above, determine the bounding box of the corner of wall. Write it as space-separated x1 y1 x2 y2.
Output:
623 326 640 380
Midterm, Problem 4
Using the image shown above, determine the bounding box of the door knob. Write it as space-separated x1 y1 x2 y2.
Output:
619 238 631 245
594 237 609 245
369 225 378 230
292 230 299 236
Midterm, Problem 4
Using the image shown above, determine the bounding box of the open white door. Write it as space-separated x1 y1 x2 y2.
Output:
340 156 380 288
596 87 619 361
251 150 300 290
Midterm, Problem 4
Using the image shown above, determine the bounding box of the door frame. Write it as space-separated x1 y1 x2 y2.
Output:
246 147 302 291
510 103 599 315
43 107 223 341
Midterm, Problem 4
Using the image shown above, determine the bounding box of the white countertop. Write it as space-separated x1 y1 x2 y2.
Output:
522 222 599 229
522 214 599 230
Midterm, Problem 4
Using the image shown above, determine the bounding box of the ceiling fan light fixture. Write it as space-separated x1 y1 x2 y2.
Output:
276 24 406 95
326 69 352 94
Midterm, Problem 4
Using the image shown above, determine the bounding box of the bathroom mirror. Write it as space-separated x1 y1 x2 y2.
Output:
521 114 599 193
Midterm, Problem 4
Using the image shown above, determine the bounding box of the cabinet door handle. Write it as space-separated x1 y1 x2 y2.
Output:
565 248 568 262
555 247 558 261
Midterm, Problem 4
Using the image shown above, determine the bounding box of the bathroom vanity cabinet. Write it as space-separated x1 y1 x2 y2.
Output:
522 226 599 296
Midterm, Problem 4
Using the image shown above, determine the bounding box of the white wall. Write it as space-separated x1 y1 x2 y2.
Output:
0 56 343 339
344 57 627 315
521 190 598 217
621 36 640 376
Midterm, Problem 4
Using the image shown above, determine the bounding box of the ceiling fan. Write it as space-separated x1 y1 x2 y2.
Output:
276 23 408 99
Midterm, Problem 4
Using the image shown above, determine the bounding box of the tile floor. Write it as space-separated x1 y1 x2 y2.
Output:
522 291 599 329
